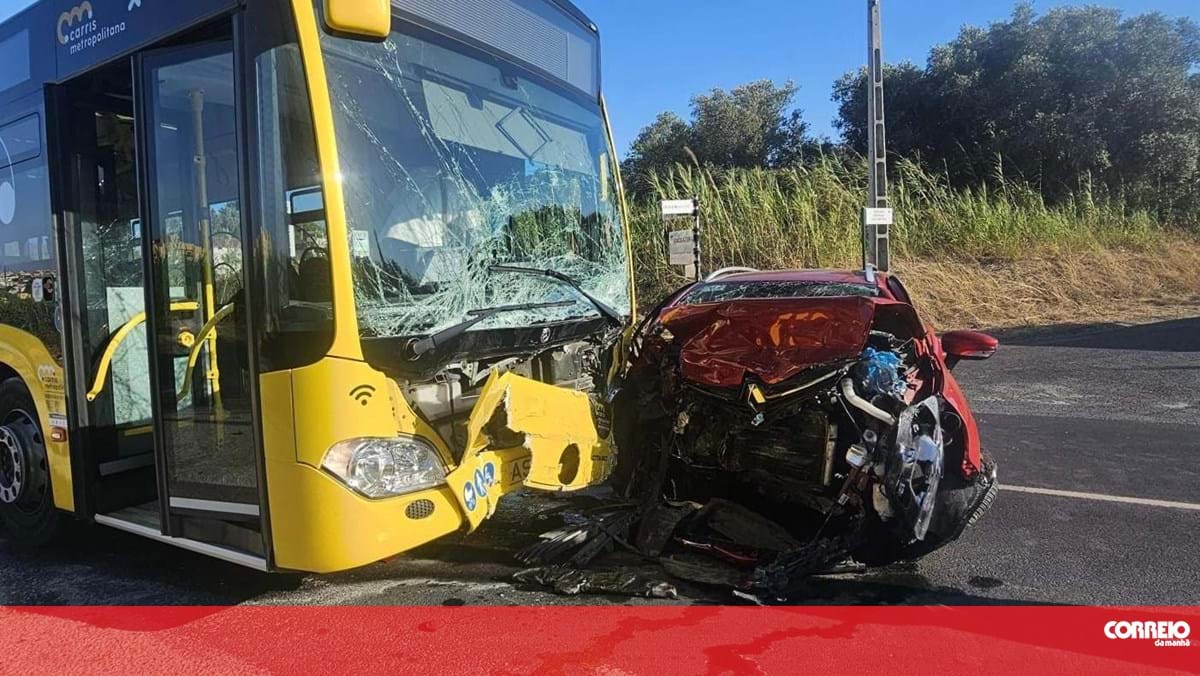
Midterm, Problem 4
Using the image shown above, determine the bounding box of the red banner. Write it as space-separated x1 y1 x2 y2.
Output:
3 606 1196 674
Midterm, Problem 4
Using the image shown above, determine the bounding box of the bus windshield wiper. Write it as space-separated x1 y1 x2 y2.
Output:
489 264 623 327
405 300 575 360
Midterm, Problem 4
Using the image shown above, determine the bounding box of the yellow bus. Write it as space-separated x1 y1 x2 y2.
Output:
0 0 633 572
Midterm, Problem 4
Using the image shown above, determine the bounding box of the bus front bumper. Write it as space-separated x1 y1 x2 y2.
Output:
268 369 611 573
445 371 613 531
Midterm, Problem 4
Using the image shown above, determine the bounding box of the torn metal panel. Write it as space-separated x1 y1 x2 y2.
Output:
659 297 877 388
450 371 613 530
444 445 530 531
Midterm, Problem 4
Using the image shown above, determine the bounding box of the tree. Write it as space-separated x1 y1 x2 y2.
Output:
622 80 816 190
622 112 692 191
832 62 934 161
689 80 803 168
832 4 1200 214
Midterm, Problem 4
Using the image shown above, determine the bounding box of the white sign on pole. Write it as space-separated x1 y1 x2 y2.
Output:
668 229 696 266
661 199 697 217
669 251 695 266
863 207 894 226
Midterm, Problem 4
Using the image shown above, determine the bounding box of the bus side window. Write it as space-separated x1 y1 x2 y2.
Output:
0 111 59 363
248 1 335 371
285 186 330 303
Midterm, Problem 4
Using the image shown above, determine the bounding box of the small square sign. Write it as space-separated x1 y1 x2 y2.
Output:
863 207 894 225
668 229 696 266
661 199 697 217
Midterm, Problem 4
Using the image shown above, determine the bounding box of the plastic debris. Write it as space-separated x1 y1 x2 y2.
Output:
856 347 907 398
513 566 678 599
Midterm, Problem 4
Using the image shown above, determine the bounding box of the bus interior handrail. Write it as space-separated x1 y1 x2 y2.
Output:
86 301 200 402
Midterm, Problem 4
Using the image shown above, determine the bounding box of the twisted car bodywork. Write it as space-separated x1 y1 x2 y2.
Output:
604 268 998 592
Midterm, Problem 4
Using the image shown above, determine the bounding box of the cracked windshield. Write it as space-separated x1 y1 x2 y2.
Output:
320 23 629 342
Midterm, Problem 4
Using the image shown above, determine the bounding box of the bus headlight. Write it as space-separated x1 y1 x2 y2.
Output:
321 436 446 498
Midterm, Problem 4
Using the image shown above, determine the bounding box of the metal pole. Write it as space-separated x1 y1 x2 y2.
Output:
863 0 891 272
190 89 223 414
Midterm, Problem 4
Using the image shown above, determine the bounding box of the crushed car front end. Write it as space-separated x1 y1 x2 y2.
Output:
607 270 998 594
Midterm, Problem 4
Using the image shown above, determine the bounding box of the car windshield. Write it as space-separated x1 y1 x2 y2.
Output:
682 280 880 305
320 21 629 339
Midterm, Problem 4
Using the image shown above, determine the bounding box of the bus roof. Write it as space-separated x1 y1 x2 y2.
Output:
547 0 596 32
0 0 599 102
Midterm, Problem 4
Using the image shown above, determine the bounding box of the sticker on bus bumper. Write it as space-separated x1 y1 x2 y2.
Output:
462 462 496 512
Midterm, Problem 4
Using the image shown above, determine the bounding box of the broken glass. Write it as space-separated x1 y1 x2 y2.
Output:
320 25 629 341
682 280 880 305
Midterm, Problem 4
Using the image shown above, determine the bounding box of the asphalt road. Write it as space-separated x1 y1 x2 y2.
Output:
1 317 1197 605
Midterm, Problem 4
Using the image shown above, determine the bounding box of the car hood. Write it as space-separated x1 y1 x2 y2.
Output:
656 296 883 388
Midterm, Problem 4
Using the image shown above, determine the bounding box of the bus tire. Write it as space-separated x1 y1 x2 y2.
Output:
0 377 61 547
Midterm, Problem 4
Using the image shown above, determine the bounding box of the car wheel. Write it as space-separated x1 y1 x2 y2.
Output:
853 453 997 566
0 377 61 547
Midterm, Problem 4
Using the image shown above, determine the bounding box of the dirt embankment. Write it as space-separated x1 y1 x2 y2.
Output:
893 240 1200 332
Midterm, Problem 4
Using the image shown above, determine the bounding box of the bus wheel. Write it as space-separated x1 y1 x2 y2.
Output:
0 378 60 546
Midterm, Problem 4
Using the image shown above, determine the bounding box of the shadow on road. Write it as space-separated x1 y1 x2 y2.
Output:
0 522 300 605
2 518 1048 606
781 572 1058 606
995 315 1200 352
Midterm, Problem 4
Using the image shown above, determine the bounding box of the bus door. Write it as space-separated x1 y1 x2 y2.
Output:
137 40 267 552
51 61 161 515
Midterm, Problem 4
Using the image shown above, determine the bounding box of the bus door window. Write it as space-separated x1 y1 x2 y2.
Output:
144 44 259 506
55 63 157 467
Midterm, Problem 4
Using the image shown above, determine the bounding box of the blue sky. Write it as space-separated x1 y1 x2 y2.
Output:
577 0 1200 151
4 0 1197 150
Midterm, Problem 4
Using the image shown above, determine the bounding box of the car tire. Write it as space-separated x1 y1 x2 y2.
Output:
0 377 62 547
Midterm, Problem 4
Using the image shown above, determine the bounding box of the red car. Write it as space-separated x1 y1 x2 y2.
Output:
610 267 999 592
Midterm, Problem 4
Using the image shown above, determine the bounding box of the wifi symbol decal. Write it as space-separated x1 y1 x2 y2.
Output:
350 384 376 406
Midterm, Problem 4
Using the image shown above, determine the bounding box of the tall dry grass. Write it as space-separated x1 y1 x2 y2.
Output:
628 160 1198 328
897 243 1200 329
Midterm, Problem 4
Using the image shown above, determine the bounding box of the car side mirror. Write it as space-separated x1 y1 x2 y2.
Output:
941 330 998 369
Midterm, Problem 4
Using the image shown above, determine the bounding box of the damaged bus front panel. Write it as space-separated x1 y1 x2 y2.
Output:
265 0 630 573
